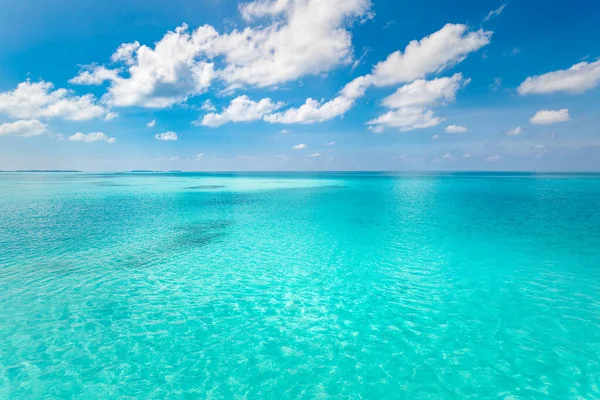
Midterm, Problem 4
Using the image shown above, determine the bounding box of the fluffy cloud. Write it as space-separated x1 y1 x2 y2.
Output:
368 24 491 87
367 107 443 132
0 80 107 120
147 119 156 127
213 0 372 88
200 95 284 127
445 124 468 133
73 0 372 108
518 60 600 95
69 66 121 85
155 131 178 141
265 24 488 125
382 73 467 108
530 109 570 125
369 74 467 132
0 119 48 137
264 96 354 124
292 143 306 150
68 132 116 143
104 112 118 121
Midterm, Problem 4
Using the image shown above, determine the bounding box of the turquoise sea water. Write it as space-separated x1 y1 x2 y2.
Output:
1 172 600 399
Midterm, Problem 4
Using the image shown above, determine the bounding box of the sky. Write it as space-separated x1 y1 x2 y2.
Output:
0 0 599 171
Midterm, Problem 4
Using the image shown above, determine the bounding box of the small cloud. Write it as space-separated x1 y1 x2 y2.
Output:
383 21 396 29
530 109 570 125
201 100 216 112
486 155 501 162
155 131 178 141
442 153 453 159
69 132 116 144
463 153 472 158
325 141 336 146
368 126 385 134
292 143 306 150
0 119 47 137
279 129 291 134
104 112 118 121
503 47 521 57
195 153 204 158
533 144 546 149
483 4 506 22
432 134 440 140
147 119 156 127
506 126 523 136
309 152 322 157
445 125 468 133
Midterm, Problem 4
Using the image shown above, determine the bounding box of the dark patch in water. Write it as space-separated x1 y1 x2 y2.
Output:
184 185 226 190
175 220 233 248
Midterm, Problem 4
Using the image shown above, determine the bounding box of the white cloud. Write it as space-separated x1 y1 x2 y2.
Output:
367 107 444 132
0 80 107 120
483 4 506 23
445 124 468 133
214 0 372 88
68 132 116 143
155 131 178 141
518 61 600 95
325 141 336 145
104 112 118 121
279 129 291 134
432 134 439 139
69 66 120 85
292 143 306 150
264 96 354 124
105 25 217 108
0 119 48 137
530 109 570 125
201 95 284 127
111 41 141 65
369 24 491 87
463 153 471 158
382 73 467 108
506 126 523 135
147 119 156 127
442 153 453 159
309 152 322 157
195 153 204 158
486 155 500 162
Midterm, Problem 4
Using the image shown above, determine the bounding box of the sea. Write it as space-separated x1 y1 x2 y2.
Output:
1 172 599 398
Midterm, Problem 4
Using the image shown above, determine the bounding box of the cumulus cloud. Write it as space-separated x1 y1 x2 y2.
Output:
200 95 284 127
369 74 468 132
0 80 107 120
264 96 354 124
292 143 306 150
266 24 488 125
72 0 372 108
367 107 443 132
368 24 491 87
530 109 570 125
309 152 322 157
506 126 523 135
518 60 600 95
0 119 48 137
382 73 468 108
68 132 116 143
445 124 468 133
147 119 156 127
155 131 178 141
69 66 121 85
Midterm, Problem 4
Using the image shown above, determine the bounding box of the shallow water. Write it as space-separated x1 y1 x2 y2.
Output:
1 172 600 398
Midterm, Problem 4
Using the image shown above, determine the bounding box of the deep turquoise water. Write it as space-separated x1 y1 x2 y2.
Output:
1 172 600 399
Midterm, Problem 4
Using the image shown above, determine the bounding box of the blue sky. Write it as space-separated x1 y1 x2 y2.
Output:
0 0 599 171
